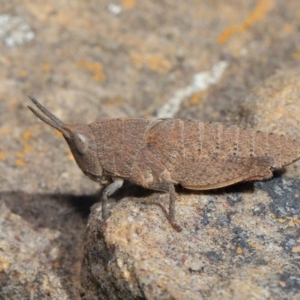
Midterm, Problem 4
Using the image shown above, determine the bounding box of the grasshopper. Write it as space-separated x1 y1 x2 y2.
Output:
28 97 300 231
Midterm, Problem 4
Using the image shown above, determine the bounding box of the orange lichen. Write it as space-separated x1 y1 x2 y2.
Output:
19 69 27 77
236 247 243 254
0 152 6 160
43 63 51 72
248 240 264 250
218 0 274 44
0 127 9 134
53 261 60 268
291 51 300 59
292 246 300 253
130 53 172 74
9 98 17 104
23 144 33 155
77 60 106 82
188 91 206 105
55 130 62 137
22 130 32 142
16 159 25 167
16 131 33 167
17 148 32 165
122 0 136 9
17 145 33 159
0 257 10 272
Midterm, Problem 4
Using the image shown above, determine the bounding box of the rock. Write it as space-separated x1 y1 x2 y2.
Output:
0 202 67 299
81 178 300 299
1 1 300 299
0 192 88 299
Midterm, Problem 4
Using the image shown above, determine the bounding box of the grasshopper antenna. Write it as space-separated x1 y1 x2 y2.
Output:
27 96 67 135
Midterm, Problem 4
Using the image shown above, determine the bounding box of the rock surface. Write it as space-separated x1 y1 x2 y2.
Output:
1 0 300 299
81 177 300 299
0 192 88 299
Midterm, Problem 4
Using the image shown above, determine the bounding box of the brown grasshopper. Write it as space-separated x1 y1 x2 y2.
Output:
28 96 300 231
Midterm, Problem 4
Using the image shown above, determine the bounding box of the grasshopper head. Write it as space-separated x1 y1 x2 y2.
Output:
28 96 103 182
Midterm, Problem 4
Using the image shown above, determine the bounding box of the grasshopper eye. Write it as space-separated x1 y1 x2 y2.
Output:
73 133 88 154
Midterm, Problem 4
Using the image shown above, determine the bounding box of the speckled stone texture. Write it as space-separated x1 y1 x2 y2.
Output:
81 176 300 299
1 0 300 299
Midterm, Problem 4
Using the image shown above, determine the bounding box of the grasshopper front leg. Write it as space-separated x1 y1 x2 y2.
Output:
101 178 124 220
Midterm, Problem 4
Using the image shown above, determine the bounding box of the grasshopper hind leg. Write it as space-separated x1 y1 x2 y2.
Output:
167 184 182 232
145 182 182 232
